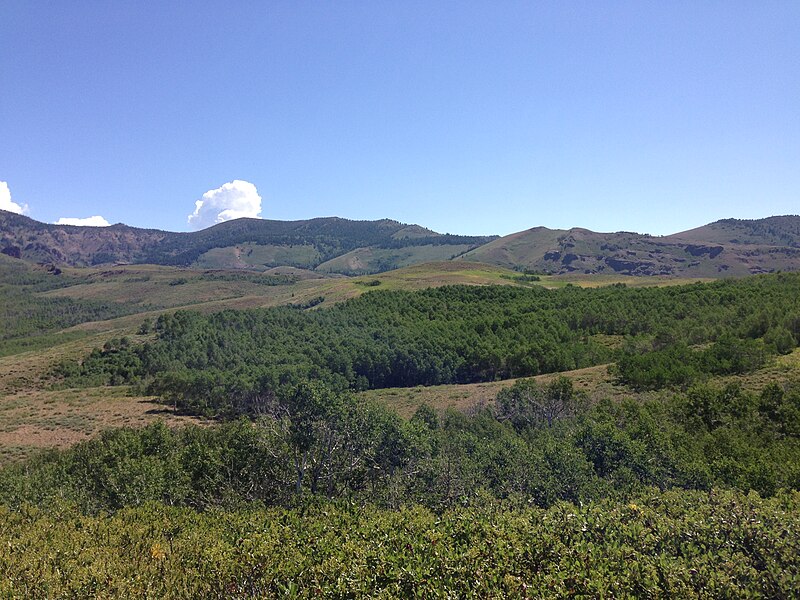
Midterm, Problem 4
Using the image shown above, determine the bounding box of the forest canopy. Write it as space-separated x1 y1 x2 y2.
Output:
56 273 800 417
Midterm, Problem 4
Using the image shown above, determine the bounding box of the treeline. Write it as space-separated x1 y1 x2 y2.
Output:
2 210 494 268
0 255 300 356
718 215 800 247
164 271 298 287
56 274 800 415
0 253 81 291
3 378 798 513
375 233 495 250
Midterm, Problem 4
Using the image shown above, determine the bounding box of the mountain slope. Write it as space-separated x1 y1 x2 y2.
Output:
665 215 800 246
4 209 800 278
460 216 800 277
0 210 169 265
0 211 494 274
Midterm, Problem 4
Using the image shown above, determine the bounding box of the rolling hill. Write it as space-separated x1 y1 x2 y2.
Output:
3 209 800 277
460 216 800 277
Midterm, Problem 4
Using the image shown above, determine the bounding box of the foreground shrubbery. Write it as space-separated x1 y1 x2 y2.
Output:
2 370 795 593
2 380 798 597
1 490 797 598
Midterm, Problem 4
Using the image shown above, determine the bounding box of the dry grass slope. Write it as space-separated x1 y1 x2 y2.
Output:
361 349 800 418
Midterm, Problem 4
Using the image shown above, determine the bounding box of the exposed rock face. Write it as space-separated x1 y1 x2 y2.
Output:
561 253 579 265
1 245 21 259
685 245 723 258
604 257 673 276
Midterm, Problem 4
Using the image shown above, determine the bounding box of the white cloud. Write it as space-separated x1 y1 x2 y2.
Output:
187 180 262 230
54 216 111 227
0 181 29 215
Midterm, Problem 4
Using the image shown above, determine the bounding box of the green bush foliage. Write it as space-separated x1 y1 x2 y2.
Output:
54 273 800 414
1 377 798 595
613 335 769 390
3 380 799 513
0 490 797 598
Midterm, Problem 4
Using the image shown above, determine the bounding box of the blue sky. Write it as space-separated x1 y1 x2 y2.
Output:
1 1 798 235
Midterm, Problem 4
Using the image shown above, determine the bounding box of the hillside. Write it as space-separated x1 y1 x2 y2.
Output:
0 210 494 275
460 215 800 277
665 215 800 246
5 209 800 277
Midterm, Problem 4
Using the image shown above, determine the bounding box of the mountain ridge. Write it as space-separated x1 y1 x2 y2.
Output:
0 210 494 274
460 215 800 277
2 209 800 277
